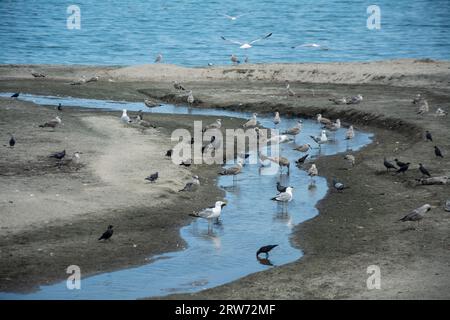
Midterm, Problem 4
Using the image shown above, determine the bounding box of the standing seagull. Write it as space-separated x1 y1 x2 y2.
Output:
282 120 302 137
271 187 294 207
173 81 186 91
154 53 163 63
345 126 355 140
329 97 347 105
230 54 240 65
434 146 444 158
425 130 433 142
98 225 114 241
308 164 318 184
145 172 159 183
417 100 429 115
243 113 258 128
179 175 200 192
317 114 332 125
256 245 278 257
399 204 432 229
310 130 328 145
121 109 130 123
221 32 272 49
273 112 281 125
8 134 15 147
383 158 397 172
39 116 62 129
189 201 227 231
419 163 431 177
187 91 195 105
285 81 296 96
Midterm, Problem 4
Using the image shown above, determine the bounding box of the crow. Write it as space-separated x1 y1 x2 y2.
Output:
98 225 114 241
165 149 173 158
145 172 159 183
395 162 410 174
9 135 15 147
276 182 287 193
11 92 19 98
49 150 66 160
57 103 62 111
384 158 397 172
394 158 407 168
256 245 278 257
295 154 309 165
434 146 443 158
425 130 432 142
419 163 431 177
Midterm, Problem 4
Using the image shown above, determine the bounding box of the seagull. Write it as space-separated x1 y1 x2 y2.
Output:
329 97 347 105
98 225 114 241
187 91 194 105
435 108 448 117
273 112 281 125
271 186 293 203
295 154 309 165
293 143 311 153
412 94 423 104
332 178 349 191
70 76 87 85
85 76 99 83
256 244 278 257
121 109 130 123
221 13 247 20
144 98 161 108
308 164 318 182
434 146 444 158
31 72 46 78
49 150 66 160
204 119 222 131
346 94 363 105
72 152 81 164
282 120 302 136
11 92 20 98
285 81 296 96
292 43 329 50
324 119 341 131
221 32 272 49
419 163 431 177
230 54 240 64
345 126 355 140
8 134 15 147
189 201 227 229
243 113 258 128
276 182 288 193
399 204 432 228
317 114 332 125
219 162 243 176
417 100 429 115
202 136 218 153
154 53 163 63
444 200 450 212
179 175 200 192
344 154 356 167
179 159 192 167
310 130 328 145
395 162 410 174
145 172 159 183
173 81 186 91
425 130 433 142
39 116 62 128
384 158 397 171
267 134 292 144
266 156 290 174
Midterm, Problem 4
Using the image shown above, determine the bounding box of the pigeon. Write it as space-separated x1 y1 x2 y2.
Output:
444 200 450 212
346 94 363 105
145 172 159 183
11 92 20 98
256 244 278 257
49 150 66 160
179 175 200 192
332 178 349 191
434 146 443 158
276 182 288 193
419 163 431 177
98 225 114 241
295 154 309 165
8 135 15 147
394 158 407 168
39 116 61 128
425 131 433 142
395 163 410 174
384 158 397 171
399 204 432 227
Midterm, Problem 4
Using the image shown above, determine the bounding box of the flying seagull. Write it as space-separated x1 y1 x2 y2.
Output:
292 43 329 50
221 13 248 20
434 146 443 158
145 172 159 183
98 225 114 241
221 32 272 49
179 175 200 192
256 244 278 257
384 158 397 172
399 204 432 228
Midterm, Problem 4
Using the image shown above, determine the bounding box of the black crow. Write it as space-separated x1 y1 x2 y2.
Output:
165 149 173 158
434 146 443 158
419 163 431 177
11 92 19 98
9 135 15 147
395 162 410 174
425 131 432 142
295 154 309 165
384 158 397 172
49 150 66 160
57 103 62 111
394 158 407 168
256 245 278 257
179 160 192 167
276 182 287 193
98 225 114 241
145 172 159 183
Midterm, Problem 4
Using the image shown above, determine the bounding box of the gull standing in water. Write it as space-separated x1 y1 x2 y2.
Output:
144 98 162 109
310 130 328 148
221 32 272 49
324 119 341 132
243 113 258 128
293 143 311 153
271 186 294 212
190 201 227 232
273 112 281 125
282 120 302 140
308 164 318 185
187 91 194 105
317 114 332 125
345 126 355 140
121 109 130 123
266 156 290 175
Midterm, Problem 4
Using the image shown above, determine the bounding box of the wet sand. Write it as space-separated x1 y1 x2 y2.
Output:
1 61 449 298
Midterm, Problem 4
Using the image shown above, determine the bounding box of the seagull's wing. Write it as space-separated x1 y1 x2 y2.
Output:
275 192 290 201
221 14 234 19
197 207 214 218
221 36 243 45
235 13 248 18
249 32 272 44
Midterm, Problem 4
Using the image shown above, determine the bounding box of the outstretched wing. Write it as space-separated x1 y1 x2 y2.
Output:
250 32 272 44
221 36 243 45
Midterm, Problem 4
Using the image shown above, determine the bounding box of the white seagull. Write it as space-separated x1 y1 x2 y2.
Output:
310 130 328 145
154 54 163 63
345 126 355 140
221 32 272 49
273 112 281 125
190 201 227 230
221 13 247 20
271 186 294 203
121 109 130 123
243 113 258 128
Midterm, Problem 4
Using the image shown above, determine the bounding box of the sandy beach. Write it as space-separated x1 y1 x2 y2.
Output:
1 60 449 298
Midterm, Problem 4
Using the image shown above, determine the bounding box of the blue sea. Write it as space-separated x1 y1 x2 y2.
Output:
0 0 449 66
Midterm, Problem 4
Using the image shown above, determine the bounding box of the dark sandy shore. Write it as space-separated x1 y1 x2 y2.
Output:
1 61 449 299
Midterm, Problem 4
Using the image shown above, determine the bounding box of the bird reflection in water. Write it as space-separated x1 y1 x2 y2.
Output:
257 257 274 266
